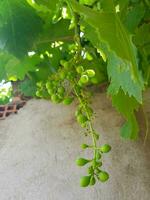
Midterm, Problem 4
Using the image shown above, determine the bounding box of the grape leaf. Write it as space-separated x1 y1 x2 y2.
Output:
0 52 41 81
69 0 142 82
6 55 41 80
111 89 139 139
69 0 145 138
0 0 43 58
35 19 74 48
19 79 37 97
133 23 150 86
0 51 19 81
123 3 145 33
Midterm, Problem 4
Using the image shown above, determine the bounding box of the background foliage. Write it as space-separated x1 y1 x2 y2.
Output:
0 0 149 138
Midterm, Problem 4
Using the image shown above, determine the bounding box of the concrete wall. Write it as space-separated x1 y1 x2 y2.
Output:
0 92 149 200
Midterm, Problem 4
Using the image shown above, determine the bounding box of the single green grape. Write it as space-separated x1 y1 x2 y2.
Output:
63 97 74 105
76 66 84 74
81 143 89 149
51 94 60 103
48 88 55 95
86 69 95 77
77 114 88 125
100 144 111 153
98 171 109 182
80 176 91 187
46 82 53 90
76 158 90 166
36 90 42 97
57 87 65 95
80 75 89 84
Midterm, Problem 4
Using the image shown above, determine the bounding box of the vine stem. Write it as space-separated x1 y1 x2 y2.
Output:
73 87 97 159
66 0 98 160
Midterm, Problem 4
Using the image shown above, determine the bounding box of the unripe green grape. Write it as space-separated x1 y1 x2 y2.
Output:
81 143 89 149
63 97 74 105
77 114 88 125
46 82 53 90
78 80 84 87
36 90 42 97
57 87 65 95
89 176 96 186
98 171 109 182
86 69 95 77
76 66 84 74
80 122 87 128
51 94 60 103
76 158 90 166
100 144 111 153
36 82 43 88
80 75 89 84
48 88 55 95
80 176 91 187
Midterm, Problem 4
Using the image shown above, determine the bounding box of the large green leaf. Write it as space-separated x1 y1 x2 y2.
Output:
19 79 37 97
26 0 60 21
123 3 145 33
69 0 145 139
69 0 142 82
0 0 43 58
0 51 19 81
6 55 41 80
0 52 41 81
34 19 74 48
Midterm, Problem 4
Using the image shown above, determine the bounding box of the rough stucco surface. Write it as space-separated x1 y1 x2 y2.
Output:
0 92 150 200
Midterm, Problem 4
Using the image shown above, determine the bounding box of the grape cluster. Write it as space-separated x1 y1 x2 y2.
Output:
76 143 111 187
36 59 111 187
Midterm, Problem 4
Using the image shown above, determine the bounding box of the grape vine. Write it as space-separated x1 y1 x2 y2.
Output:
0 0 149 188
36 45 111 187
